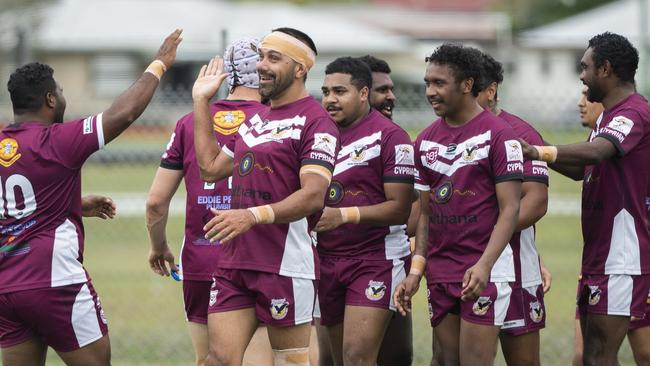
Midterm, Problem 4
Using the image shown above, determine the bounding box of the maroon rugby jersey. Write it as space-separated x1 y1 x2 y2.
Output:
414 110 524 283
0 115 104 294
499 110 549 287
161 100 266 281
220 96 339 280
581 93 650 275
317 109 414 260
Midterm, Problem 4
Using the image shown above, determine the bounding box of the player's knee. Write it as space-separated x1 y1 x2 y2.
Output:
273 347 310 366
203 349 232 366
342 342 374 366
632 347 650 366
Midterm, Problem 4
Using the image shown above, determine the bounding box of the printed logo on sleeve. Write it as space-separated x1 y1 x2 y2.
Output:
395 144 415 165
83 117 94 135
606 116 634 136
505 140 523 162
312 133 337 156
0 138 21 167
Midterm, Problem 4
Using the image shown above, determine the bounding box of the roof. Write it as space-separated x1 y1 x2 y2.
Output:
0 0 414 60
519 0 650 49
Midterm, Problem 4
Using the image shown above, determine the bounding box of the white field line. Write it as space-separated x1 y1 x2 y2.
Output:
92 192 582 218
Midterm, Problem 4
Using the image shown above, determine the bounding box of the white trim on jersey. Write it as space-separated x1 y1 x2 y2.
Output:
388 258 407 312
520 226 542 287
222 146 235 158
333 144 382 176
384 224 410 260
420 145 490 177
607 275 633 316
279 218 316 280
414 183 430 192
419 131 491 159
493 282 512 327
96 113 105 149
605 209 641 275
51 219 87 287
490 243 515 282
292 277 315 325
240 114 304 148
71 283 104 348
337 131 382 158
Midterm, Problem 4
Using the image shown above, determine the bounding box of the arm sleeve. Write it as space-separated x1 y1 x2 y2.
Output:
298 116 338 172
520 129 549 185
381 128 415 184
413 135 431 192
491 127 524 183
45 114 104 169
160 117 186 170
596 110 644 157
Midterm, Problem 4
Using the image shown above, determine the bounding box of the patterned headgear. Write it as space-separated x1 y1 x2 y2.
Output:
224 37 261 93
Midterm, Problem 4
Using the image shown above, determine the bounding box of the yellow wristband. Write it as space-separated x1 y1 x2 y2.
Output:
248 205 275 224
534 145 558 163
145 60 167 80
409 254 426 277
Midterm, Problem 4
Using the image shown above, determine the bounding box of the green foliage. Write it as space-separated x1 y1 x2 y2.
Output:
496 0 617 31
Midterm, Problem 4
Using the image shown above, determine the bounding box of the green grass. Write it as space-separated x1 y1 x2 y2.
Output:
41 138 637 365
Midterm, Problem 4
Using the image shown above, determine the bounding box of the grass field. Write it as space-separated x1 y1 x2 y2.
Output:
41 125 640 365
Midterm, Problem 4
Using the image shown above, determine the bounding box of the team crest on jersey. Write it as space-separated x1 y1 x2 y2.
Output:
0 138 21 167
529 300 544 323
462 144 478 162
238 152 255 176
395 144 415 165
588 286 601 305
270 298 290 320
270 123 293 140
312 133 337 157
326 181 344 205
350 144 368 162
365 280 386 301
425 147 439 165
472 296 492 316
213 110 246 135
433 182 453 204
505 140 523 162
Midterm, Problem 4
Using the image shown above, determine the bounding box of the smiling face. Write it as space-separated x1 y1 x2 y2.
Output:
321 72 368 128
369 72 396 119
424 62 465 118
579 47 606 103
256 48 299 100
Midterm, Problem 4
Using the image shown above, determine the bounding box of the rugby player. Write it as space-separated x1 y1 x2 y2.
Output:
315 57 413 366
192 28 339 366
145 37 271 366
394 43 523 366
476 51 550 366
521 32 650 366
571 85 650 366
0 30 182 365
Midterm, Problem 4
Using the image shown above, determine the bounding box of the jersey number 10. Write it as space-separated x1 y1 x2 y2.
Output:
0 174 37 220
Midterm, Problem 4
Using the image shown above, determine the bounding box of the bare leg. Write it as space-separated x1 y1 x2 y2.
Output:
458 319 499 366
377 312 413 366
56 335 111 366
1 338 48 366
499 331 540 366
341 306 392 366
204 308 258 366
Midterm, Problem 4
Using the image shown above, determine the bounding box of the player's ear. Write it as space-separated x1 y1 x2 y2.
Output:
45 92 57 109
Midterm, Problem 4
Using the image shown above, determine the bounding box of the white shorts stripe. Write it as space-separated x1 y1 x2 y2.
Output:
493 282 512 326
96 113 105 149
292 278 314 325
607 275 633 316
71 284 103 347
389 258 407 311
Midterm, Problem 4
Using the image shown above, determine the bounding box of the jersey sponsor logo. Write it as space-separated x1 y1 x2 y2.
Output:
445 144 457 155
270 298 290 320
0 138 21 167
395 144 415 165
365 280 386 301
532 161 549 176
599 127 625 143
430 214 478 224
433 182 453 204
312 133 337 157
197 195 231 210
588 285 601 305
238 152 255 176
472 296 492 315
326 181 344 205
213 110 246 135
0 241 31 258
529 300 544 323
83 116 94 135
505 140 523 162
425 147 438 165
310 151 335 165
606 115 634 137
507 162 524 173
393 166 415 176
232 185 272 201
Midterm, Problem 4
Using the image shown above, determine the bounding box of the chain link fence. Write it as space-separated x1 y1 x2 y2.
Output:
0 82 641 365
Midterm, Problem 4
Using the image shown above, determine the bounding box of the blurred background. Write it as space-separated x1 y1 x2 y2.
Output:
0 0 649 364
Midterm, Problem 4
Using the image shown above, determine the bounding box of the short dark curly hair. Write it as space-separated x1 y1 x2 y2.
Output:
426 43 485 96
357 55 391 74
325 57 372 90
479 52 503 86
588 32 638 83
7 62 56 114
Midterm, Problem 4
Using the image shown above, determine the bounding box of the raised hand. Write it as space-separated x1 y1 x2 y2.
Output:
156 29 183 70
192 56 228 101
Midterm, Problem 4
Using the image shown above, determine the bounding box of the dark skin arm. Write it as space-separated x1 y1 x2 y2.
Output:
102 29 183 144
192 57 234 182
314 182 412 232
517 180 547 231
521 137 617 167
